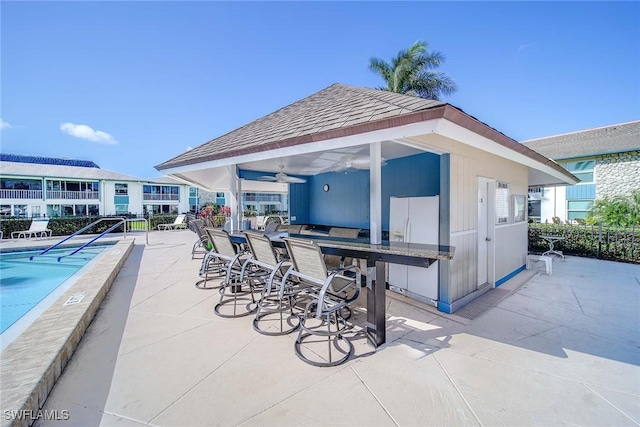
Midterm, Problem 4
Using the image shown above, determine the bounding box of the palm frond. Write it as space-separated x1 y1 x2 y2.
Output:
367 40 457 99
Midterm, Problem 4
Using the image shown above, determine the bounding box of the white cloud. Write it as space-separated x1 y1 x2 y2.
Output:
1 118 13 130
516 42 536 53
60 122 118 144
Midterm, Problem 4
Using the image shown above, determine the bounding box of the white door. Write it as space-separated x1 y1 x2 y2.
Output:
477 179 490 286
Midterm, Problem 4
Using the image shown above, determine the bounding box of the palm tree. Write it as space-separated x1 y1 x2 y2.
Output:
368 40 457 100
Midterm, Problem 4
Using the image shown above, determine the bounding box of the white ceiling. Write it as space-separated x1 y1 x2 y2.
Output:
239 140 426 176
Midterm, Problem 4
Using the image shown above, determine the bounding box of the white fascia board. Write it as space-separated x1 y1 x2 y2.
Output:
436 120 578 185
158 120 441 175
389 138 448 155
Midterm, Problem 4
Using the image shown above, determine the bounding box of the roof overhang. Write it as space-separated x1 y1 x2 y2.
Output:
157 105 578 190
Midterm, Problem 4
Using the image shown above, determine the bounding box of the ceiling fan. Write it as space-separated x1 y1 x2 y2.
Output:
334 157 387 173
258 165 307 184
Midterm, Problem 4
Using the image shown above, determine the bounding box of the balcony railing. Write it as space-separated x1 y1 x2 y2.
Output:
243 194 283 202
143 194 179 201
0 189 43 199
46 190 100 200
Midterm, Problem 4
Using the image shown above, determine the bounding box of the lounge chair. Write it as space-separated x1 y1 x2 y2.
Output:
282 237 360 367
12 218 52 239
157 214 186 230
255 216 266 230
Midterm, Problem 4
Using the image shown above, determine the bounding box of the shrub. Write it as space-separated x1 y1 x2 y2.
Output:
587 191 640 227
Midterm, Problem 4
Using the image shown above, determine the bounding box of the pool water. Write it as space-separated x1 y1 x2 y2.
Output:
0 247 106 333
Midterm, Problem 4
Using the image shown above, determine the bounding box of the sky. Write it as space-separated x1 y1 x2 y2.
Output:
1 1 639 179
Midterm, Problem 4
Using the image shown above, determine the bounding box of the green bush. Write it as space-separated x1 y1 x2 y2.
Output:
0 216 137 239
529 223 640 264
587 191 640 227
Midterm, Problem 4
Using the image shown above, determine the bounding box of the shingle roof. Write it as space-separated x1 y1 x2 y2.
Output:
156 83 445 170
148 176 184 185
0 154 100 168
0 161 142 182
522 120 640 160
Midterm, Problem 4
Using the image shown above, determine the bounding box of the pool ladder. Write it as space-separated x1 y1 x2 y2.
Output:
30 217 149 262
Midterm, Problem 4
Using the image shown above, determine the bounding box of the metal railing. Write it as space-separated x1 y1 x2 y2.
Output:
142 194 179 201
0 189 43 199
46 190 100 200
29 217 148 262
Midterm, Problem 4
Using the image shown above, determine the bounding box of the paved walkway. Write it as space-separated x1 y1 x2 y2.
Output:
36 230 640 426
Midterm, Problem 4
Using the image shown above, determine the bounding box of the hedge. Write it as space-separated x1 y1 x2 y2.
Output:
0 215 186 238
529 223 640 264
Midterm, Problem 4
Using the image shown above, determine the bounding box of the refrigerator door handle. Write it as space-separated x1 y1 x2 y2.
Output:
406 220 411 242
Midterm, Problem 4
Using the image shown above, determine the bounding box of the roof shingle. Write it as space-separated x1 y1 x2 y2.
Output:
156 83 445 169
522 120 640 159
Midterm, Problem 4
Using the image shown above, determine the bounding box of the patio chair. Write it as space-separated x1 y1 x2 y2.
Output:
12 218 52 239
287 224 304 234
188 219 211 259
195 227 227 290
157 214 187 231
207 228 257 317
263 221 279 233
242 232 302 335
325 227 360 271
282 237 361 367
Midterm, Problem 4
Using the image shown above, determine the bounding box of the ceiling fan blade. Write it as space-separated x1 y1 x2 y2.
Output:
258 176 278 181
284 176 306 184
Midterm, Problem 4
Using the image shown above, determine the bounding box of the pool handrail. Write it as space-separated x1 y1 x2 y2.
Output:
57 221 128 261
29 218 127 261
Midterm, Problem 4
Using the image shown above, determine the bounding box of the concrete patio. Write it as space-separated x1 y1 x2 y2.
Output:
32 230 640 426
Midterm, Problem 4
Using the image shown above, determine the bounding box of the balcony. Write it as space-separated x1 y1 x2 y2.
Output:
46 190 100 200
0 189 43 199
243 194 282 202
143 194 179 201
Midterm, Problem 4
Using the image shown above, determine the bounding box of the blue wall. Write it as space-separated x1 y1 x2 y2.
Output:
289 152 440 230
308 170 371 228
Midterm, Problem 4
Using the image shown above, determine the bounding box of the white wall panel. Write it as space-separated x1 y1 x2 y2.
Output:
495 222 528 280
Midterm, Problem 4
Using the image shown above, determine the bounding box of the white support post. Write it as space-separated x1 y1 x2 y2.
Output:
228 165 239 233
238 178 243 230
370 142 382 244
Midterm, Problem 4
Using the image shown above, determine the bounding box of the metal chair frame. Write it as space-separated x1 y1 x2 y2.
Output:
282 237 360 367
207 228 257 317
242 232 301 336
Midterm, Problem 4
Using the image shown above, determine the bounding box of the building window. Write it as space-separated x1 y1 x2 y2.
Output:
564 160 595 184
115 183 128 195
1 179 42 191
567 199 594 221
495 182 510 224
143 185 180 201
189 187 198 197
115 204 129 215
145 204 178 215
1 204 10 216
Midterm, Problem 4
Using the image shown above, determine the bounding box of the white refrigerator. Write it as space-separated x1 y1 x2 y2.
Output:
388 196 439 305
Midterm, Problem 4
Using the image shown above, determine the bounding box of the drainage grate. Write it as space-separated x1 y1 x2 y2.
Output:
454 288 511 320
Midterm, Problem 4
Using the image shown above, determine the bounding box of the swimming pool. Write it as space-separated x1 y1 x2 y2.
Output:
0 246 107 334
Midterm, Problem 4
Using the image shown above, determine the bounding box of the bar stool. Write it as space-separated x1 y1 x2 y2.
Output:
283 237 360 367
